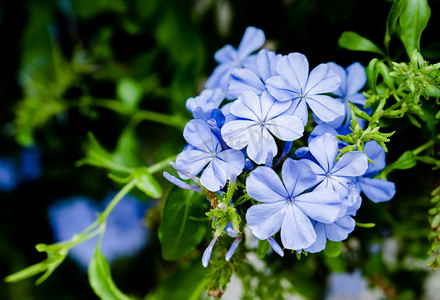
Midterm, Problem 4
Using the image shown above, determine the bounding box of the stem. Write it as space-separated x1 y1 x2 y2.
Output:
413 140 434 156
147 154 178 174
101 179 137 219
132 110 188 130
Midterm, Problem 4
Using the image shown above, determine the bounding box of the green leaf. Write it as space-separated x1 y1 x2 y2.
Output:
117 78 142 111
133 168 162 198
158 187 207 260
338 31 384 56
157 260 207 300
257 239 271 259
385 0 405 48
388 150 417 170
324 241 342 258
88 247 133 300
366 58 379 91
399 0 431 58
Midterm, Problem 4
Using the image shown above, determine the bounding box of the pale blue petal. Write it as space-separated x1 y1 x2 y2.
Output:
260 90 292 121
325 216 355 241
308 124 338 144
228 68 265 99
332 151 368 177
288 98 309 125
214 45 236 63
217 149 245 176
277 53 309 92
206 62 234 90
225 237 241 261
175 149 213 179
282 159 317 197
358 177 396 203
305 222 327 253
280 203 316 250
246 166 288 202
267 237 284 257
221 102 238 123
364 141 386 175
246 128 278 164
237 27 266 60
221 120 258 150
200 159 227 192
163 172 201 192
202 235 219 267
346 62 367 96
301 159 325 177
314 177 350 198
309 133 339 173
266 115 304 141
306 94 345 123
230 91 262 121
183 119 221 153
186 88 225 113
305 64 341 95
327 62 346 97
348 93 366 105
246 201 286 239
294 188 341 224
266 76 298 101
256 49 280 81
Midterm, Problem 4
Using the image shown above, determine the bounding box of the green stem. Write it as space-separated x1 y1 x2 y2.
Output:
147 154 178 174
101 179 137 219
132 110 188 130
413 140 435 156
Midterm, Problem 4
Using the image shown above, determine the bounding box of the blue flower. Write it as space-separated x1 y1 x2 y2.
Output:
245 159 341 251
325 270 370 300
228 49 282 99
0 157 18 192
175 119 244 191
186 88 225 114
301 133 368 204
205 27 265 95
266 52 344 124
48 193 150 269
221 91 304 164
356 141 396 203
18 146 42 182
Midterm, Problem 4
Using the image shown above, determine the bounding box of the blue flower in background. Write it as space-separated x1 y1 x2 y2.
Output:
175 119 244 191
228 49 282 99
18 146 42 182
325 270 371 300
301 133 368 203
221 91 304 164
186 88 225 114
356 141 396 203
266 52 344 124
205 26 265 95
245 159 341 250
323 62 368 129
0 157 18 192
48 193 150 269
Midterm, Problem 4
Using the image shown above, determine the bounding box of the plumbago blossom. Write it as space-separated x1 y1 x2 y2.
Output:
164 26 396 268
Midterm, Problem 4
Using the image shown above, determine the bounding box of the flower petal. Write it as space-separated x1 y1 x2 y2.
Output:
200 159 227 191
346 62 367 96
364 141 386 175
183 119 221 153
266 115 304 141
266 76 298 101
246 166 288 202
175 149 213 179
358 177 396 203
306 94 345 123
305 222 327 253
228 68 265 99
325 216 355 241
281 159 317 197
332 151 368 177
246 201 286 239
294 188 341 224
214 45 237 64
256 49 280 81
237 27 266 60
309 133 339 173
277 53 309 92
305 63 341 95
260 91 291 121
280 203 316 250
246 127 278 164
230 91 262 121
221 120 258 150
216 149 245 177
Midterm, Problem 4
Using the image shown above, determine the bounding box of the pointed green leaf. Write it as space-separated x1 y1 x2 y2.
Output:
158 187 207 260
257 239 271 259
338 31 384 56
88 247 133 300
399 0 431 57
385 0 405 48
134 168 162 198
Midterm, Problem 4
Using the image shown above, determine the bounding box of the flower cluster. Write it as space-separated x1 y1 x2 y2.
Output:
164 27 396 266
